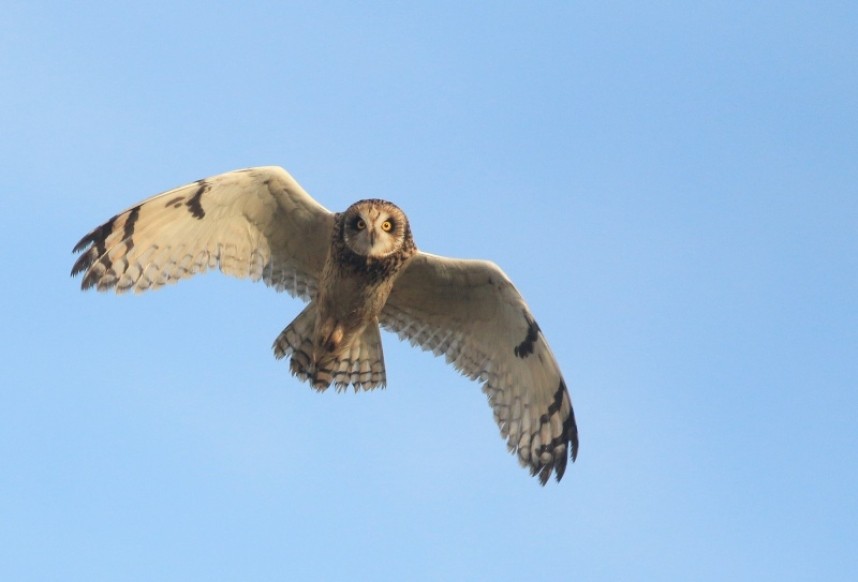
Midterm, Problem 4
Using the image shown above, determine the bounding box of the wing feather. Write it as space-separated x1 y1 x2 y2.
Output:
71 166 334 300
381 252 578 484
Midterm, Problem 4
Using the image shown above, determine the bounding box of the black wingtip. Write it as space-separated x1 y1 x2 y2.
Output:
70 213 121 286
71 234 93 255
568 407 579 464
70 249 93 278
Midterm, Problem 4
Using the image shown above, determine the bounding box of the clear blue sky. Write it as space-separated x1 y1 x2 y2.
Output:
2 2 856 580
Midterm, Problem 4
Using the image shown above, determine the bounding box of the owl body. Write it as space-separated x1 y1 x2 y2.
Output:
71 167 578 484
282 199 417 389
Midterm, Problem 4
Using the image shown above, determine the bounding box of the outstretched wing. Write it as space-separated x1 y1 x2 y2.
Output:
71 166 334 299
380 252 578 484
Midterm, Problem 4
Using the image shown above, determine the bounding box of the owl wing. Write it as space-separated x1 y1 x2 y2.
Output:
380 252 578 484
71 166 334 299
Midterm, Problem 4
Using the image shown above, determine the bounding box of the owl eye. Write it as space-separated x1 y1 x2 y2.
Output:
381 220 393 232
355 218 366 230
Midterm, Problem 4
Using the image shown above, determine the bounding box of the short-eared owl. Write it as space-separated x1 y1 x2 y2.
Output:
71 167 578 484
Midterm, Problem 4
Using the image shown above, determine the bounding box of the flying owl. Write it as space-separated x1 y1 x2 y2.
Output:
71 167 578 484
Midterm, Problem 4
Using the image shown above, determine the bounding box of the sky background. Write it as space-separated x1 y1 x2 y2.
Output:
2 2 856 580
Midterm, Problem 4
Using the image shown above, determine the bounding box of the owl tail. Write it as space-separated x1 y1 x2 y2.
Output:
272 303 387 392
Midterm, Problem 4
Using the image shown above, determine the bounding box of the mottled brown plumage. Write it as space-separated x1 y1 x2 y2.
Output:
273 199 417 390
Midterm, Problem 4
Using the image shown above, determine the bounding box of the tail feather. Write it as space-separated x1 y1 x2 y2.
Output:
330 323 386 391
273 306 386 392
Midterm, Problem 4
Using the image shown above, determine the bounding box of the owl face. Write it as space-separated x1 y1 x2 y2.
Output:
341 200 409 258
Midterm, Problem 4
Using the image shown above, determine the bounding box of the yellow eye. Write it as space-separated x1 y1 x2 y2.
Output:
381 220 393 232
355 219 366 230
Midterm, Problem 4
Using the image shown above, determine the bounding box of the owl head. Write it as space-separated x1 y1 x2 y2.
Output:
341 199 412 258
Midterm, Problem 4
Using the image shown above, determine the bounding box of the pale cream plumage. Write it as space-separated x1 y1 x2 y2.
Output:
71 166 578 483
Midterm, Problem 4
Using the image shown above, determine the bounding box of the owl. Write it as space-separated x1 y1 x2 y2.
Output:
71 167 578 484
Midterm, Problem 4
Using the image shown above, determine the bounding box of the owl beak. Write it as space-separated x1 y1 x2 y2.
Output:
369 230 376 246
